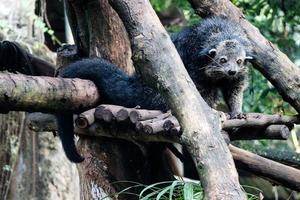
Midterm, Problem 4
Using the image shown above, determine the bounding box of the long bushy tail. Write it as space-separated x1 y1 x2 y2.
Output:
56 113 84 163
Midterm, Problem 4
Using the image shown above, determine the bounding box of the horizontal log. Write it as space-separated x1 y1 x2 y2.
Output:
27 105 298 141
26 105 300 192
228 125 291 141
223 113 299 130
230 145 300 191
250 148 300 169
0 73 100 113
75 122 180 143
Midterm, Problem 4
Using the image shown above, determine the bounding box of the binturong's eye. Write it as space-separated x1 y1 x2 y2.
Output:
220 57 227 63
236 59 243 65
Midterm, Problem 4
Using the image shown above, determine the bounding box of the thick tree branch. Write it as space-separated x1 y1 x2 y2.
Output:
26 106 300 191
27 105 298 141
222 113 299 130
187 0 300 113
228 125 291 141
230 145 300 191
113 0 249 198
250 148 300 169
27 108 300 191
0 73 99 113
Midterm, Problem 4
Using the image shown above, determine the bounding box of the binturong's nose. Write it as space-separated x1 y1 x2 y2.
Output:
228 70 237 76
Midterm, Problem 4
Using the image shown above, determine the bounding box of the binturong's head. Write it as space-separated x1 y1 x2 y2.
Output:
200 39 253 81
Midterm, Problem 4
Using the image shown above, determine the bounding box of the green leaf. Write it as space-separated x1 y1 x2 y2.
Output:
183 182 194 200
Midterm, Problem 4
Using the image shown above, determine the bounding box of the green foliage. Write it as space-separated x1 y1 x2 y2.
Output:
138 180 203 200
104 180 203 200
232 0 300 114
234 0 300 62
103 180 261 200
31 15 62 46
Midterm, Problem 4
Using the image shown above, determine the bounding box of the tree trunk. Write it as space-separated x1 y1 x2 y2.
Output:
109 0 246 199
64 1 174 199
0 0 80 199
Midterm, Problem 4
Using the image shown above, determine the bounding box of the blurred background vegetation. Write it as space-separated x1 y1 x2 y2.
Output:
0 0 299 199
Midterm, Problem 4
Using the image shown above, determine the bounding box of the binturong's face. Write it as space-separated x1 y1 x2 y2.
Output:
203 40 252 81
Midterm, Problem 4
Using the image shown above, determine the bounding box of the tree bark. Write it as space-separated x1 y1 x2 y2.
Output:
0 73 99 113
109 0 246 199
0 112 24 199
187 0 300 113
0 0 80 199
64 1 174 199
86 0 133 74
230 145 300 191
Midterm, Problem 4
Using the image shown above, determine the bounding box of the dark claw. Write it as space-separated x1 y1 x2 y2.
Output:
229 112 246 119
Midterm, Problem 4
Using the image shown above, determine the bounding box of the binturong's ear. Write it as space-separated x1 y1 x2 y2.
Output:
245 54 255 64
245 55 254 60
208 48 217 57
198 47 217 59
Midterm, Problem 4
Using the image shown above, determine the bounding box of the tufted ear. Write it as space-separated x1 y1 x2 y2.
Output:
197 47 217 63
208 48 217 57
245 55 254 60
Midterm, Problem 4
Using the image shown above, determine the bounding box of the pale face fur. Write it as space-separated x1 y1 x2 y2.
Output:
204 40 251 81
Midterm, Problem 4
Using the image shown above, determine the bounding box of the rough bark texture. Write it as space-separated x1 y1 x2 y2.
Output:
222 113 299 129
228 125 291 140
27 105 298 141
0 1 80 199
109 0 246 199
0 73 99 113
61 3 175 197
0 112 24 199
187 0 300 113
24 102 300 191
87 0 133 74
8 130 80 200
65 0 133 74
230 145 300 191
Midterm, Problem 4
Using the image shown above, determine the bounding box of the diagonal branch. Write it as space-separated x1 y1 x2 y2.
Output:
110 0 254 198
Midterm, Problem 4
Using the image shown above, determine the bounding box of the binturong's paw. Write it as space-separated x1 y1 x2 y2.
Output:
229 112 246 119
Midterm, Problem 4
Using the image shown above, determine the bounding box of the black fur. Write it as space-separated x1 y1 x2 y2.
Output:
0 41 35 75
172 16 252 113
58 16 252 163
57 58 167 162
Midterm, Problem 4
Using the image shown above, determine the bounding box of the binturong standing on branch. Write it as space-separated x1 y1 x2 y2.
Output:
57 16 254 163
173 16 253 115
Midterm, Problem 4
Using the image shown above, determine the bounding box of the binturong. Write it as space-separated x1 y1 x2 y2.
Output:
172 16 253 114
56 16 254 163
57 59 168 163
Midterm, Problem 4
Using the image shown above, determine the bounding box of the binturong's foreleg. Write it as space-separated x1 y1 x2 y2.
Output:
222 80 247 117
